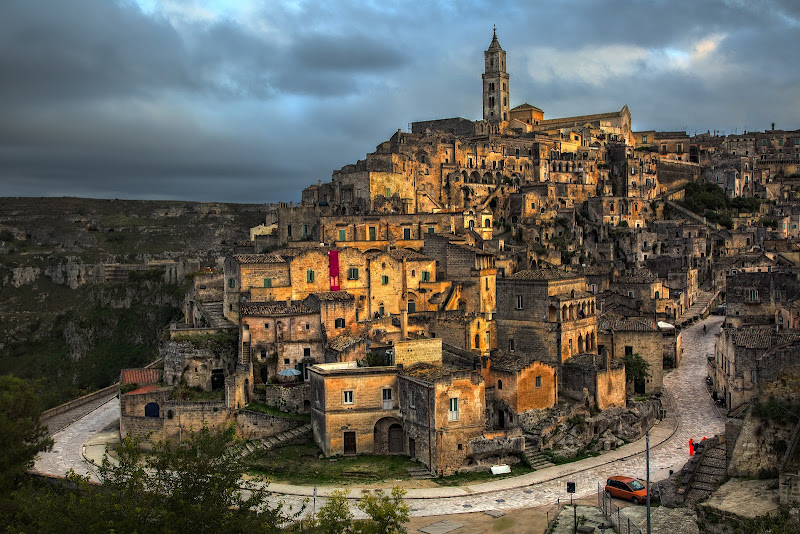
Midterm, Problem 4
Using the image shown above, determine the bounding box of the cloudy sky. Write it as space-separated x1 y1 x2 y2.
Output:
1 0 799 203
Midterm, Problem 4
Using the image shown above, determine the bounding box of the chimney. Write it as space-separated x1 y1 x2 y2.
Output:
401 310 408 340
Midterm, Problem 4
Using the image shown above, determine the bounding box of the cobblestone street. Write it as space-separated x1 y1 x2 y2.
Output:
32 316 726 518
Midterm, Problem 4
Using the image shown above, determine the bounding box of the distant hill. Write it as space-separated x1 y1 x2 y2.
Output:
0 197 267 409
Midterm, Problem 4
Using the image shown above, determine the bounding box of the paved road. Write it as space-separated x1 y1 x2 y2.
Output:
33 317 726 517
33 395 118 480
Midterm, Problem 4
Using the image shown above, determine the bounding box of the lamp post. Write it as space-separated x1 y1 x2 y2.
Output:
646 431 651 534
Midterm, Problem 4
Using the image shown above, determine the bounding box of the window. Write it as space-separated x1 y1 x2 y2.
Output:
516 295 523 309
449 398 459 421
335 318 345 328
263 278 272 288
348 267 359 280
338 229 346 241
428 227 435 234
368 227 376 240
284 358 290 365
411 270 416 277
287 224 292 237
535 376 542 388
316 389 320 405
305 323 310 330
307 270 315 283
642 135 648 143
748 289 759 301
385 187 391 197
421 271 430 282
509 338 515 352
382 388 392 410
677 144 683 152
343 391 354 404
751 370 757 383
302 224 308 237
228 278 235 288
625 346 633 357
409 389 416 408
408 300 416 313
304 347 311 357
382 275 389 285
264 323 270 329
498 380 503 390
403 228 411 240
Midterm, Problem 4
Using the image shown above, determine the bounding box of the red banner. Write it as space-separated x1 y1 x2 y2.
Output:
329 250 340 291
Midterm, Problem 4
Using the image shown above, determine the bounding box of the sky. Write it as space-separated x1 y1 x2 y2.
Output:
1 0 799 204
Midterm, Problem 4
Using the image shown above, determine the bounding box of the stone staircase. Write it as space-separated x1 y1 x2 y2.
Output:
241 423 312 458
677 289 717 325
197 301 235 328
406 465 435 479
681 438 728 504
524 435 556 470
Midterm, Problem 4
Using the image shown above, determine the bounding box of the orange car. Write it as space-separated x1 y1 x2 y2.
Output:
605 476 648 504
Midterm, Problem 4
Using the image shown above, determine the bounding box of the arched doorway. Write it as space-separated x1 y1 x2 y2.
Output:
144 402 160 418
373 417 404 454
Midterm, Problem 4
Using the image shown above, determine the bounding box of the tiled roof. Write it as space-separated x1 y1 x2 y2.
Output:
490 351 550 372
125 384 160 395
120 368 162 385
731 327 800 349
388 249 430 261
552 290 595 301
240 301 316 316
507 269 580 281
599 313 657 332
399 362 466 381
308 291 355 302
327 335 362 352
234 253 286 264
453 242 494 256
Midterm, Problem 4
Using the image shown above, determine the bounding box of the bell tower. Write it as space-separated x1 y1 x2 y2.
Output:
482 26 509 122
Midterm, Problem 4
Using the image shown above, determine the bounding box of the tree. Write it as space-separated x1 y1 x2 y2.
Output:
356 487 411 534
622 353 651 384
96 423 298 533
311 489 353 534
0 375 53 493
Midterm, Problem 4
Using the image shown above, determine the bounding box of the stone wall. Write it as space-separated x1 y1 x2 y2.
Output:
261 382 310 414
235 409 305 439
393 338 442 366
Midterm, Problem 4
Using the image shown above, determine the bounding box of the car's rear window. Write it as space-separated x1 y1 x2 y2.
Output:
629 480 645 491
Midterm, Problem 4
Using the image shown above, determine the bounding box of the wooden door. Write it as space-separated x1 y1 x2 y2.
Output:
388 424 403 453
344 431 356 455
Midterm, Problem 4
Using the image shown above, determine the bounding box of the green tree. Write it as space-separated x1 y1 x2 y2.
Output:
356 487 411 534
622 353 651 383
0 374 53 493
311 489 354 534
98 423 297 533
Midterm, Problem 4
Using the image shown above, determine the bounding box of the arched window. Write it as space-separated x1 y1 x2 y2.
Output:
498 380 503 390
408 300 416 313
144 402 160 418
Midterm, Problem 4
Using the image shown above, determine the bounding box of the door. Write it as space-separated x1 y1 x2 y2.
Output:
344 432 356 455
382 388 393 410
211 369 225 390
388 424 403 453
409 438 416 459
498 409 505 429
634 379 646 395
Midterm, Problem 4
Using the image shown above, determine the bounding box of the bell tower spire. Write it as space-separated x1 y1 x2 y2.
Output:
483 27 509 122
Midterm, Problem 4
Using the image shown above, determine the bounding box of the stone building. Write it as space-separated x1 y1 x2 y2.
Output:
596 312 678 394
711 326 800 410
481 351 557 429
496 269 598 364
561 353 626 410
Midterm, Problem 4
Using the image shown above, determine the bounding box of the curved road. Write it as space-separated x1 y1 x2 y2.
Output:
33 317 726 516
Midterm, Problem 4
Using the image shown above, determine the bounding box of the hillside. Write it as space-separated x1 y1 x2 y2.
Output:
0 197 266 408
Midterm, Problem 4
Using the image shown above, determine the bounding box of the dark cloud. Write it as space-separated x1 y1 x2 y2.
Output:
0 0 799 203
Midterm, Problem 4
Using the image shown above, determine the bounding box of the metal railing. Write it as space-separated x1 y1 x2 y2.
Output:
598 483 643 534
545 498 564 530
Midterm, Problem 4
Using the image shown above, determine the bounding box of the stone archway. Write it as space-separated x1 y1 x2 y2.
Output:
373 417 404 454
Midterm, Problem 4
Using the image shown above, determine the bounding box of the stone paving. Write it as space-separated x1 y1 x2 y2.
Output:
32 317 727 519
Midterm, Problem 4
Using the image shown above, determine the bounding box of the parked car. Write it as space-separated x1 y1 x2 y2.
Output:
605 476 648 504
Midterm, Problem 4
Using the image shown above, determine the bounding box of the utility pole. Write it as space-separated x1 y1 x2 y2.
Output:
646 431 651 534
